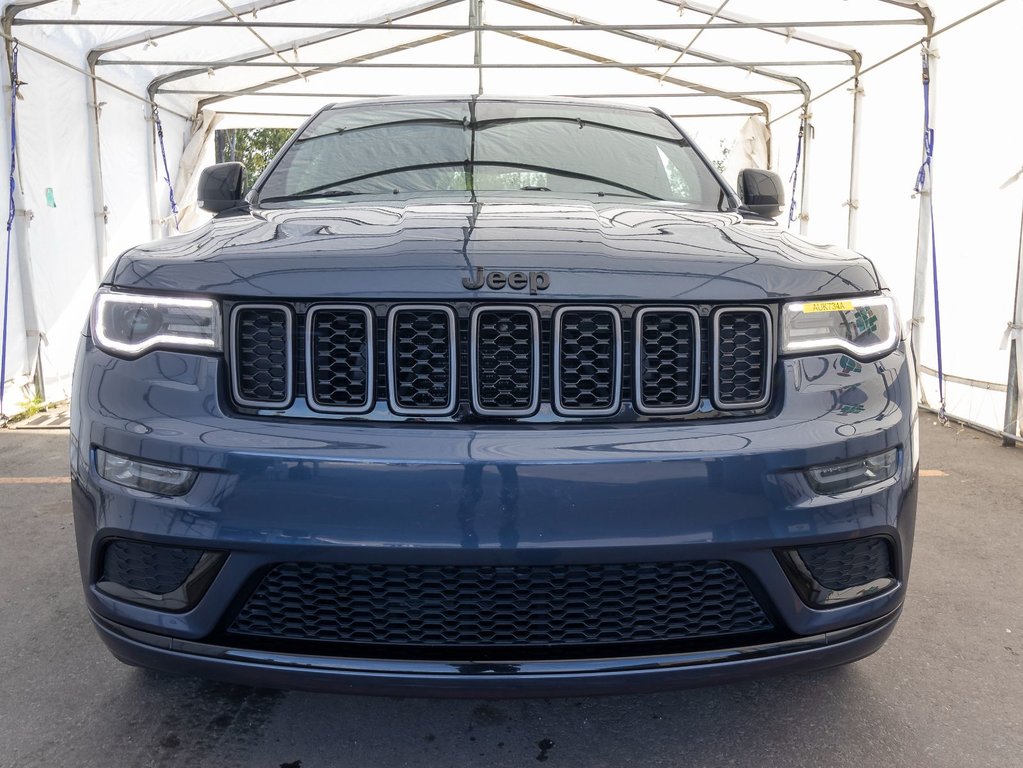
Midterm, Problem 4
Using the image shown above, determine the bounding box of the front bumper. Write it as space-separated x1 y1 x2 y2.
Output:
93 608 901 698
71 336 918 696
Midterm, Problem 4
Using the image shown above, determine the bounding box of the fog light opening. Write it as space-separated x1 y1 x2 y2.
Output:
96 540 224 611
96 448 198 496
779 536 898 607
805 447 899 495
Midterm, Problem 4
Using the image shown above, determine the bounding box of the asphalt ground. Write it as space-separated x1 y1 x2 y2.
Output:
1 418 1020 768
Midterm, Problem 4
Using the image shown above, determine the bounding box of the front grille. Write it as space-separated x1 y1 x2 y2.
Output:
306 305 374 412
471 306 540 415
797 537 894 591
229 560 772 649
229 302 774 420
554 307 621 415
714 308 772 408
230 305 292 406
100 540 203 595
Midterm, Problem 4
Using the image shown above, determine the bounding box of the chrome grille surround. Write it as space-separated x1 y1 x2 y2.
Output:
470 305 541 417
387 304 458 416
712 306 773 410
633 306 701 415
304 304 375 414
229 303 293 409
552 305 622 416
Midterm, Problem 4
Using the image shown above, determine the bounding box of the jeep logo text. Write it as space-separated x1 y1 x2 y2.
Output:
462 268 550 294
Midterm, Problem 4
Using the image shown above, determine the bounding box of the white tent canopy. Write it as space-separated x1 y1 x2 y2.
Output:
0 0 1020 441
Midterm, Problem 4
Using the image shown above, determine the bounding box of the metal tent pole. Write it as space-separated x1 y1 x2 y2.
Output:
1003 203 1023 445
847 73 864 250
798 108 812 236
911 43 938 404
1 7 44 408
471 0 483 95
14 18 929 31
146 108 163 239
85 55 108 282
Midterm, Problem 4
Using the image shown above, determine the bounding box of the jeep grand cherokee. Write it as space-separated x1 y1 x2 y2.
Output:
70 97 917 696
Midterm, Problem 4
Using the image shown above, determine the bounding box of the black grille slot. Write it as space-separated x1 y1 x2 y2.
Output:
798 538 894 591
389 306 456 413
230 560 772 648
636 308 699 413
307 305 373 412
554 307 620 414
715 308 771 408
232 305 292 406
472 307 539 415
100 540 203 595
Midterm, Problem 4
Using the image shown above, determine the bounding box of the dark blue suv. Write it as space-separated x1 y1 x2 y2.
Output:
71 97 918 696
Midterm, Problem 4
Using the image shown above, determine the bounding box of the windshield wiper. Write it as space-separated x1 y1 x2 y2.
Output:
279 161 663 202
258 189 396 204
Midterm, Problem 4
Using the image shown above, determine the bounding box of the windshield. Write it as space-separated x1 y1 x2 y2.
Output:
255 100 732 210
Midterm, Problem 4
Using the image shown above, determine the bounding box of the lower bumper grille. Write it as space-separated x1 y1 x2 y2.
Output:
229 560 772 648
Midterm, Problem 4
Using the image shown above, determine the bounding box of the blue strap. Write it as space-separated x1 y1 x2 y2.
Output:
787 115 804 227
153 106 179 231
914 47 946 423
1 41 19 419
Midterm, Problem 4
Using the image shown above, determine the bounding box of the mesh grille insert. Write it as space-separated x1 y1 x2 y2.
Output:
798 537 894 591
473 307 538 414
307 306 373 411
100 540 203 595
555 308 620 413
390 307 455 412
233 306 291 405
716 309 770 407
229 560 773 648
637 309 698 412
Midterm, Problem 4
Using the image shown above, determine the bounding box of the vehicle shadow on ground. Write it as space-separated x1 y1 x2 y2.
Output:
127 661 907 768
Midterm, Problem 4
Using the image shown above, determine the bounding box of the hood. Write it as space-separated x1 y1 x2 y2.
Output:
111 194 880 302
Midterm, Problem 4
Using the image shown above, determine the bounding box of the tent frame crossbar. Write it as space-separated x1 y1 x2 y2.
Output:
97 58 849 69
13 20 929 32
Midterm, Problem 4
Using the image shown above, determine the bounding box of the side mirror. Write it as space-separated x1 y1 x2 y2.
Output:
198 162 245 213
737 168 785 218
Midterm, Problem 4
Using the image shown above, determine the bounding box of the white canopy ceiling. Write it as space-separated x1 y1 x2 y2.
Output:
6 0 934 123
1 0 1021 443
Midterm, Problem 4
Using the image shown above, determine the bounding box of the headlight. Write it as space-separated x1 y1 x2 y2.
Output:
780 294 900 359
91 289 221 357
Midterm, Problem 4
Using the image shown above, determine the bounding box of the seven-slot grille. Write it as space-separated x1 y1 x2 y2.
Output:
229 302 773 418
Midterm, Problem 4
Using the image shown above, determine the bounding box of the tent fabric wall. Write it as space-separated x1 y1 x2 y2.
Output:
0 0 1018 438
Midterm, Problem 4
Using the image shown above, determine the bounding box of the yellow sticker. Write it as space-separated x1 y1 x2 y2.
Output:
803 300 855 313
